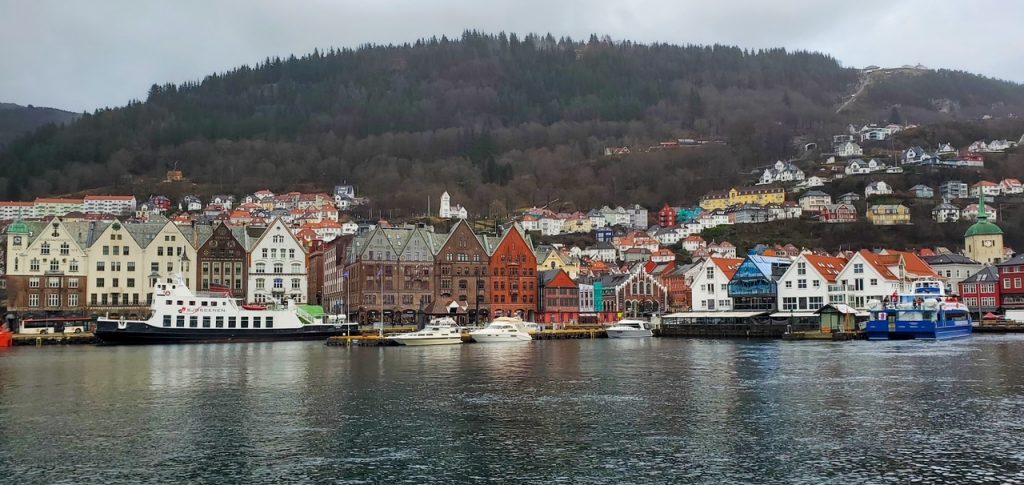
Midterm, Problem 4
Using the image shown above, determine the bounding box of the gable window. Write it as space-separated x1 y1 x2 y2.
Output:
59 242 70 255
853 263 864 274
40 243 50 255
30 259 40 272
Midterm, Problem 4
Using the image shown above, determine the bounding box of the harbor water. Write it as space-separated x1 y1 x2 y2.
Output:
2 336 1024 483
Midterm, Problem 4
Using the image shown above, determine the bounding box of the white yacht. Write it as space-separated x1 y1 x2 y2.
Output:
388 317 464 346
469 316 533 343
605 319 653 338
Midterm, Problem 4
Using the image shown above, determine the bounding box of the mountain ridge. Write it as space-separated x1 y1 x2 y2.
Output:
1 32 1022 213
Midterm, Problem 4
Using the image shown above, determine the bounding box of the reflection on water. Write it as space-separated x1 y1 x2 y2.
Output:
2 336 1024 482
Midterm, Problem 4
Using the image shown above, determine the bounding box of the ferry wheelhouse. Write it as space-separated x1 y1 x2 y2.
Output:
95 275 352 344
865 279 972 340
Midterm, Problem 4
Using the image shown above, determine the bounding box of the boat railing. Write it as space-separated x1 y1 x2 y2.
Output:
296 306 320 325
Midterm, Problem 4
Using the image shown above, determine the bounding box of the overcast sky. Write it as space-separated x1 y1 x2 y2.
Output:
2 0 1021 112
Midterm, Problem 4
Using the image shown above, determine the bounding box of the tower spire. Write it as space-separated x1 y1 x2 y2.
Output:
977 192 988 222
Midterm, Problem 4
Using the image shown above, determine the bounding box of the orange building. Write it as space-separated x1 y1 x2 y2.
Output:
488 224 538 319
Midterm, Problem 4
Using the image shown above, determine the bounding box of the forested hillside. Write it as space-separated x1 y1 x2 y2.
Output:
0 103 79 146
2 32 1022 214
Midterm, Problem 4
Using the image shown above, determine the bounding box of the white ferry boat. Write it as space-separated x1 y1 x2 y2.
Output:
95 275 350 344
605 319 653 338
388 317 464 346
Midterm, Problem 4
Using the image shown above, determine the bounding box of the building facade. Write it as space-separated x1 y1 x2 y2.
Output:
247 218 307 304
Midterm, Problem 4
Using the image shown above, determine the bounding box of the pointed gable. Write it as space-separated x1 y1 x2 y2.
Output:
712 257 744 279
801 254 847 283
437 219 486 261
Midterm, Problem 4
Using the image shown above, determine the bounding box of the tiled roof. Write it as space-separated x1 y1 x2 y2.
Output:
711 257 744 279
802 254 847 283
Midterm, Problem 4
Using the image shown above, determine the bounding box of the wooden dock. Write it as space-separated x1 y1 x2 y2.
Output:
326 328 607 347
781 330 864 341
11 332 100 346
974 323 1024 333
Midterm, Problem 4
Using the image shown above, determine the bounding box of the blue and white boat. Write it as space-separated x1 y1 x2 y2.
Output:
865 279 972 340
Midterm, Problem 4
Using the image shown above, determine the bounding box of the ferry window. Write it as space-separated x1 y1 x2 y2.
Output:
266 317 273 328
162 315 171 327
228 317 236 328
215 316 224 328
241 317 249 328
210 301 216 307
189 301 195 306
253 317 261 328
201 301 208 307
202 316 211 328
177 300 183 306
176 316 185 327
165 300 171 305
189 316 198 328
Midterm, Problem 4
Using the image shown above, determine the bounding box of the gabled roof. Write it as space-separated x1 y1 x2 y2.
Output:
923 254 978 265
857 249 938 280
711 257 744 279
801 254 847 283
962 266 998 283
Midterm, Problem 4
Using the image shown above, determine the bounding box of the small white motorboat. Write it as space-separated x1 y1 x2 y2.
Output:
469 317 533 343
388 317 464 346
605 319 653 338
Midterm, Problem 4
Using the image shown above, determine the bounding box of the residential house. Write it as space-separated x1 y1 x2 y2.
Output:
865 181 893 197
903 146 934 164
830 250 938 309
536 269 578 325
835 141 864 157
932 202 961 223
866 204 911 225
654 227 683 246
777 254 847 312
595 227 614 243
657 204 677 227
623 248 652 264
962 203 998 222
971 181 1001 198
940 181 970 200
727 255 792 311
959 266 1000 313
923 254 982 294
690 257 744 311
757 160 805 185
909 185 934 198
936 142 957 154
627 204 649 229
707 241 737 258
438 191 468 220
682 235 707 253
583 242 617 263
179 195 203 212
845 158 886 175
837 192 861 204
798 191 832 212
999 178 1023 195
536 246 580 279
34 198 84 217
820 204 857 223
728 205 769 224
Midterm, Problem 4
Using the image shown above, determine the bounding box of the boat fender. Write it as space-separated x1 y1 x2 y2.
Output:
117 318 128 330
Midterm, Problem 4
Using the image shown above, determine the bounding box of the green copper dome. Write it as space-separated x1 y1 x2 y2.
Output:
965 220 1003 238
964 194 1002 237
7 220 29 234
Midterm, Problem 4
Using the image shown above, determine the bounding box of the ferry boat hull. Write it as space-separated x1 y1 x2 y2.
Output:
865 319 972 341
95 320 348 344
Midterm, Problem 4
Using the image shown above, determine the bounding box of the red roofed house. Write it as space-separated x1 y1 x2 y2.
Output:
777 254 847 312
658 204 677 228
832 250 938 309
689 257 744 311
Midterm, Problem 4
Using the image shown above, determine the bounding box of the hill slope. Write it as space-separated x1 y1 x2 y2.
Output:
2 32 1023 213
0 102 79 146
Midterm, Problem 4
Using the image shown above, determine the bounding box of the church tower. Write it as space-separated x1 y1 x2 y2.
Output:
964 194 1004 264
439 191 451 219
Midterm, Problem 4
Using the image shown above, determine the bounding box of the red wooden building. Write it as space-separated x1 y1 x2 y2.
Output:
997 255 1024 310
657 204 677 228
488 224 538 320
537 269 578 325
958 266 1000 314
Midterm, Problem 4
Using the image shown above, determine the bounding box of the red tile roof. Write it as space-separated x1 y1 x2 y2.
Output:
712 257 744 279
802 254 847 283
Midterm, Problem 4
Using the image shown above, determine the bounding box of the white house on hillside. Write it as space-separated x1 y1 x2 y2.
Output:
439 191 468 220
757 160 805 185
835 141 864 157
865 181 893 197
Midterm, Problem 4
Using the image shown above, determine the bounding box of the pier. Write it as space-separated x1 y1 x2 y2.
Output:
974 322 1024 333
11 333 100 346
